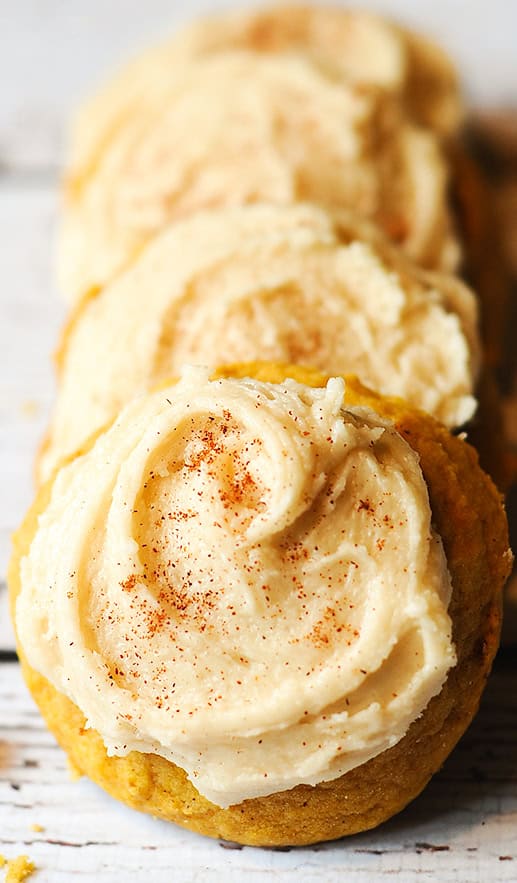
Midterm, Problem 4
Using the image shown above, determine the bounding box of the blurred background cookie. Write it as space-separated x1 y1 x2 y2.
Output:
11 366 511 845
43 203 479 481
68 3 462 187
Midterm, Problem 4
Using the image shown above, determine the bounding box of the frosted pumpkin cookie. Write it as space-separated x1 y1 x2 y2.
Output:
10 365 511 846
43 203 479 481
69 3 462 184
59 49 459 302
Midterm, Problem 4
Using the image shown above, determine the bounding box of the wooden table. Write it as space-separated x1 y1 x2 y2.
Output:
1 2 516 880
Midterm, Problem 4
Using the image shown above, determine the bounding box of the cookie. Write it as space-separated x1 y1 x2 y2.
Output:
11 364 511 845
43 203 479 481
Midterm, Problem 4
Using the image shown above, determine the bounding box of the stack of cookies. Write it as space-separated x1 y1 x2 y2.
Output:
9 4 513 846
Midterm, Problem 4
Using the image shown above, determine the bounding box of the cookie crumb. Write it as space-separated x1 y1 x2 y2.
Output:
29 824 43 833
1 854 36 883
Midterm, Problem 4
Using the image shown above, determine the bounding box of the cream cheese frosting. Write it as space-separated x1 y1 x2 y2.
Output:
17 370 457 808
58 50 459 301
68 4 462 187
43 204 479 482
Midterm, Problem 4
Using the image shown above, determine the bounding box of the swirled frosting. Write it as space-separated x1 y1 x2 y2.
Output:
19 370 456 807
59 50 459 301
43 204 479 482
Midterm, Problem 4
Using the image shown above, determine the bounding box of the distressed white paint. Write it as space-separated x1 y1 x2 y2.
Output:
1 0 517 171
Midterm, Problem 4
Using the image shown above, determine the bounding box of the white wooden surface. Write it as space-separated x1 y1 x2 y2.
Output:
1 2 516 880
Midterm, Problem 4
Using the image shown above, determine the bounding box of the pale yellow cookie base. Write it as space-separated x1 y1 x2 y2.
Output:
11 365 510 846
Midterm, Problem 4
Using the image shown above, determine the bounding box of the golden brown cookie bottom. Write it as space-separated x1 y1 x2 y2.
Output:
448 140 516 490
10 364 510 846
